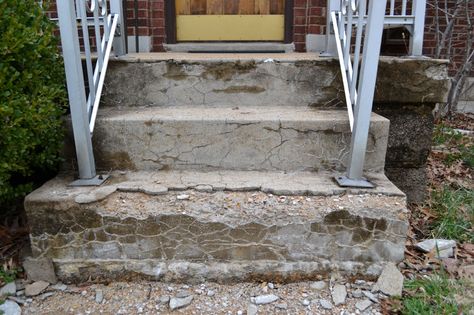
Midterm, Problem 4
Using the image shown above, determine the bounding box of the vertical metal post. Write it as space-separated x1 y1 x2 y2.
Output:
322 0 341 56
336 0 388 188
57 1 97 180
111 0 127 56
410 0 426 56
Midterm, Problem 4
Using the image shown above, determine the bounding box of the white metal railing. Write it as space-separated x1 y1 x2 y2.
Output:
330 0 426 188
326 0 426 57
57 0 126 185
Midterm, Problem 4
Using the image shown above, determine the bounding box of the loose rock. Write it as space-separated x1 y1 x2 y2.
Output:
25 281 49 297
302 299 310 306
352 289 363 298
95 289 104 304
356 299 373 311
169 295 193 311
50 283 67 291
251 294 279 305
159 295 170 304
374 263 404 297
23 257 57 284
310 281 327 290
319 299 333 310
415 239 456 253
206 290 215 297
177 194 190 200
363 290 379 303
0 282 17 296
275 302 288 310
247 303 258 315
332 284 347 306
0 300 21 315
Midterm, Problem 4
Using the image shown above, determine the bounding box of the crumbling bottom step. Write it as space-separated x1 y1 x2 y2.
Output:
25 170 408 282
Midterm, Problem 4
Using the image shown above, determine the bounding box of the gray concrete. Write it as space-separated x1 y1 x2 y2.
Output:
103 54 449 108
457 77 474 114
164 43 295 53
25 171 407 282
88 107 389 173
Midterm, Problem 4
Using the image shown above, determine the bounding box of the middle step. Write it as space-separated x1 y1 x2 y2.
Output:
91 106 389 172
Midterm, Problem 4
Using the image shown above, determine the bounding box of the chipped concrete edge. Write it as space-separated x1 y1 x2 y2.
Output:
54 259 390 284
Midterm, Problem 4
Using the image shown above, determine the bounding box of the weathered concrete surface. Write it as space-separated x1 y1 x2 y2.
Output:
104 54 449 108
25 171 407 282
90 107 389 173
373 104 435 203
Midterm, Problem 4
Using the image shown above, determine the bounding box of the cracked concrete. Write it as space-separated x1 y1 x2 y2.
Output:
25 171 407 282
103 54 449 108
90 107 389 172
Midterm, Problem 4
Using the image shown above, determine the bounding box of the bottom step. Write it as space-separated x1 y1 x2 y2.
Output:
25 170 408 283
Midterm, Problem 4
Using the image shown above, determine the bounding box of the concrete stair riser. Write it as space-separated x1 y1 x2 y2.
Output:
89 107 389 172
103 54 449 108
25 172 407 282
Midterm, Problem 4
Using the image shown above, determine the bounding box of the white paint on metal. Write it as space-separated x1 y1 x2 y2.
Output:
57 0 126 180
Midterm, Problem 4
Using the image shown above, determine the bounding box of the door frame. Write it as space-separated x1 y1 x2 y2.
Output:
165 0 294 44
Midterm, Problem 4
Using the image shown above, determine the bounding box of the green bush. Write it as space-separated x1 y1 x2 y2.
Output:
0 0 66 207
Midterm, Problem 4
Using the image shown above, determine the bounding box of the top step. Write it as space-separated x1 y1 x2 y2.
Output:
103 53 341 108
103 53 449 108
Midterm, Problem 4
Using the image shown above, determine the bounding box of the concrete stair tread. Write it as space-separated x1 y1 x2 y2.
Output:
29 170 405 204
97 106 385 124
115 52 322 63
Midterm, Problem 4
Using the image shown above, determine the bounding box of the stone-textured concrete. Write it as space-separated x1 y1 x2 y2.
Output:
89 107 389 173
373 104 435 203
104 54 449 108
25 171 408 282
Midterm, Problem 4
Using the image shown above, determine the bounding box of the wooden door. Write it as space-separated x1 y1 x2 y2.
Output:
175 0 285 41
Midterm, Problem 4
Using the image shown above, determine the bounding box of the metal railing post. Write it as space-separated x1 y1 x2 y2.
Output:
111 0 127 56
336 0 388 188
322 0 341 56
409 0 427 56
57 0 96 180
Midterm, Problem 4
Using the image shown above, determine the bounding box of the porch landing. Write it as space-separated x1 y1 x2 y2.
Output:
25 170 407 283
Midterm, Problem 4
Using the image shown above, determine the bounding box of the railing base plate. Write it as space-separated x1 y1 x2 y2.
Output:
69 175 110 187
335 176 375 188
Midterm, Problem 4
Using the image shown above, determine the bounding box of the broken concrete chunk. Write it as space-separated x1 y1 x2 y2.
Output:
25 281 49 297
23 257 57 284
355 299 373 311
169 295 193 311
0 300 21 315
415 239 456 258
116 181 142 192
332 284 347 306
310 281 327 290
251 294 279 305
374 263 404 297
0 282 16 296
140 183 168 195
319 299 333 310
75 186 117 204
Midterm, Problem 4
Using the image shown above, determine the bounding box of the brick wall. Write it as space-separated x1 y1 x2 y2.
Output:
125 0 166 51
292 0 326 52
47 0 473 71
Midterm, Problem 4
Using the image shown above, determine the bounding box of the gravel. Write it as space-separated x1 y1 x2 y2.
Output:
19 279 387 314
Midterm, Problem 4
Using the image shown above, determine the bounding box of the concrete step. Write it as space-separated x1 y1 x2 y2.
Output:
25 170 407 282
103 53 448 108
86 106 389 173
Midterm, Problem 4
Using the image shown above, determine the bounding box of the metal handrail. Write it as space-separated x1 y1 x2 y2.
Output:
333 0 388 188
57 0 126 185
331 0 426 188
